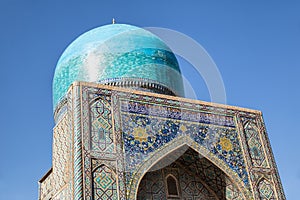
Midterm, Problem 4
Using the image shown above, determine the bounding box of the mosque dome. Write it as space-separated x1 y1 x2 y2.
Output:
53 23 184 112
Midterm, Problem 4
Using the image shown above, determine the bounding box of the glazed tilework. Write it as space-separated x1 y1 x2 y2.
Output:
93 165 118 199
90 98 114 152
238 115 285 199
243 121 268 168
53 24 184 110
258 179 276 199
39 82 286 200
121 109 248 184
119 98 251 198
73 84 84 200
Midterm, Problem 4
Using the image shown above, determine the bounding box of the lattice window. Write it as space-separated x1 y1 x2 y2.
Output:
92 165 117 200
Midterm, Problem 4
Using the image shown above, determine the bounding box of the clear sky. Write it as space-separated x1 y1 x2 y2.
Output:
0 1 299 199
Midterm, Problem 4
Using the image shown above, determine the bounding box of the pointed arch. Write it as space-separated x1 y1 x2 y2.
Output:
130 136 252 199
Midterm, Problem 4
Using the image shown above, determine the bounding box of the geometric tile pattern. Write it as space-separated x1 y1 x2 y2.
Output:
121 101 249 186
93 165 117 200
80 86 121 200
90 99 114 152
177 148 243 199
238 116 284 199
258 179 275 200
137 168 167 199
175 148 228 199
226 182 244 200
243 120 268 168
179 170 217 200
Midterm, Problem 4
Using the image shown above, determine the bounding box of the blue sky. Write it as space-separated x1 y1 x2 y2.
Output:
0 1 299 199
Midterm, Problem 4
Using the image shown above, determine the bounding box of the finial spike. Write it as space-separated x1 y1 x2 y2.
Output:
112 18 115 24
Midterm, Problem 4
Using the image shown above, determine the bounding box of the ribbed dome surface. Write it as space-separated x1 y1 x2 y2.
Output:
53 24 184 111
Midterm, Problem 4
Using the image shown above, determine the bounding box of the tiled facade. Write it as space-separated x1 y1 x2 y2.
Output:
39 82 285 200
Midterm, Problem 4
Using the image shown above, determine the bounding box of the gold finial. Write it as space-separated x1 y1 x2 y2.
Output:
112 18 115 24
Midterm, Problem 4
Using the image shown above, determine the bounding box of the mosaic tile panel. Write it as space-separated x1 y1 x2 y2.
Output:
257 119 286 199
243 119 268 168
90 98 114 152
120 100 249 187
80 86 125 200
226 181 244 200
92 165 118 200
258 179 275 200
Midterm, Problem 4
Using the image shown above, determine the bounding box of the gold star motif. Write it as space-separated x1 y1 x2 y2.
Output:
133 127 148 143
180 125 187 132
219 137 233 151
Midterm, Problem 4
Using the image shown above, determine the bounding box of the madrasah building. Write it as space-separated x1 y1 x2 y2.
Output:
38 23 285 200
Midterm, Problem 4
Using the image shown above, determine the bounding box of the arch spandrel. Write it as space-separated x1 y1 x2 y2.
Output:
118 98 252 199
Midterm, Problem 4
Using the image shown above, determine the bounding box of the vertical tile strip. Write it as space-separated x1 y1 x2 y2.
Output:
73 84 83 200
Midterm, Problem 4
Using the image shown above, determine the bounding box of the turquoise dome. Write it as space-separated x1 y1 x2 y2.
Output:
53 24 184 111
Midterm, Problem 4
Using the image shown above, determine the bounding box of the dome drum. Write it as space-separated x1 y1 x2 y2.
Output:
100 77 177 96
